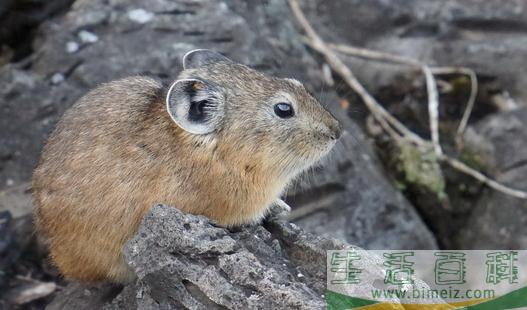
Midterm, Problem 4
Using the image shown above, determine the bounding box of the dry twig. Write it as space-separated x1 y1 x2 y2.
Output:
6 282 56 305
288 0 527 200
329 43 421 67
430 67 478 144
444 157 527 199
330 43 477 152
422 66 442 156
329 44 475 155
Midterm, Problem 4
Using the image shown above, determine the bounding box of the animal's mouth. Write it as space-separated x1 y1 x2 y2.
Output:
322 139 338 157
281 131 342 178
309 138 338 165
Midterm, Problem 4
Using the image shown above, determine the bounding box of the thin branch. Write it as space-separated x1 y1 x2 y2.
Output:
422 66 443 156
329 44 475 155
430 67 478 144
328 43 421 67
330 43 477 151
443 156 527 199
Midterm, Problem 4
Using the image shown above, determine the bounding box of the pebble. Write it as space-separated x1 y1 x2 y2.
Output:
128 9 154 24
65 41 79 53
78 30 99 44
51 73 65 85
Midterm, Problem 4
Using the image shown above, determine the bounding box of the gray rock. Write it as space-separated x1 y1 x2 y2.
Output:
65 41 79 54
45 282 123 310
47 205 334 309
0 182 33 218
0 0 75 62
127 9 154 24
0 213 35 292
458 108 527 249
301 0 527 105
0 0 437 249
47 205 443 309
0 211 13 289
50 73 65 84
77 30 99 44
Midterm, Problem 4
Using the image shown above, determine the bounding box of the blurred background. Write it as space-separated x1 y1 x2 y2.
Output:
1 0 527 308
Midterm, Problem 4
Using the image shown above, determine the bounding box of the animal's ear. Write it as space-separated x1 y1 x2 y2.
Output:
182 49 232 69
166 78 224 135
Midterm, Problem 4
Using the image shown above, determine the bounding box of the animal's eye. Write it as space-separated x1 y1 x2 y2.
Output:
274 102 294 118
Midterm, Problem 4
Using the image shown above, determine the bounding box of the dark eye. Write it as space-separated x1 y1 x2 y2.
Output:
274 102 294 118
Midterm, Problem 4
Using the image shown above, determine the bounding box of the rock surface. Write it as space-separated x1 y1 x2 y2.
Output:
458 108 527 249
45 205 336 309
0 213 35 289
46 204 442 309
302 0 527 105
0 0 75 63
0 211 13 289
0 0 437 250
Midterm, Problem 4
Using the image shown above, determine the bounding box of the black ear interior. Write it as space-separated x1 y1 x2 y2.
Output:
188 99 208 122
166 78 224 135
184 81 212 123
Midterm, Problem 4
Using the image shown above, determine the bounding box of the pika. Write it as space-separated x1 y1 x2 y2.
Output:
32 50 342 283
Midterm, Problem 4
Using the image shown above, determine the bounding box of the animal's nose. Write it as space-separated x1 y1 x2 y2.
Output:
329 121 342 140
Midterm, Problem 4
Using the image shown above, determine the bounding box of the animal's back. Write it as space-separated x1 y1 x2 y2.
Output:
33 76 165 282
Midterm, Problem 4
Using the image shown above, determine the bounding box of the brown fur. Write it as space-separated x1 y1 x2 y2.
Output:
33 61 341 283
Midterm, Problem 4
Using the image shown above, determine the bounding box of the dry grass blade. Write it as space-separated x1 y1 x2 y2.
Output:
329 43 421 67
430 67 478 144
422 66 442 156
444 157 527 199
7 282 57 305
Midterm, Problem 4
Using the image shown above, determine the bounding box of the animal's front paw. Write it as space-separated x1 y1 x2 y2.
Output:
268 198 291 220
